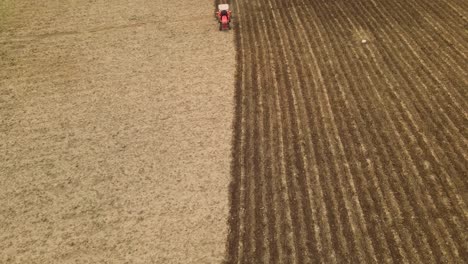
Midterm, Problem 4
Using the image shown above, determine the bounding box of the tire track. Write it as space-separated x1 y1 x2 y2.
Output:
293 3 399 262
335 2 452 261
307 2 427 262
348 1 465 256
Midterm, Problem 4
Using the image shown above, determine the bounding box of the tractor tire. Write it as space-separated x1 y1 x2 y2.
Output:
219 23 222 31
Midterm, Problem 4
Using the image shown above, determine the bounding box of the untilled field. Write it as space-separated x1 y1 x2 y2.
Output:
0 0 234 263
226 0 467 263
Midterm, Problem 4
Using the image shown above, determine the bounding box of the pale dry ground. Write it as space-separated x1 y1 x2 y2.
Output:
0 0 235 263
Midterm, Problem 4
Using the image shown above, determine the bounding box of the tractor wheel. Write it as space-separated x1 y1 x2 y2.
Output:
219 23 222 31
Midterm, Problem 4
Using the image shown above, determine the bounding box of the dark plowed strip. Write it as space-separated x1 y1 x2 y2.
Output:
224 0 468 263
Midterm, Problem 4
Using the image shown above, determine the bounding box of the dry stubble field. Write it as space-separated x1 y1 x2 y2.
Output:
0 0 234 263
226 0 467 263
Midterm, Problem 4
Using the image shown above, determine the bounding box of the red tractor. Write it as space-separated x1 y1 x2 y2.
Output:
216 4 231 31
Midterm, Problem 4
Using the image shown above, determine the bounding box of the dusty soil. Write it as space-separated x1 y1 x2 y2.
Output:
0 0 235 263
226 0 467 263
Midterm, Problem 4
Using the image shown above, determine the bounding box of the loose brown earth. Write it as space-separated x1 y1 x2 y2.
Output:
0 0 234 263
226 0 467 263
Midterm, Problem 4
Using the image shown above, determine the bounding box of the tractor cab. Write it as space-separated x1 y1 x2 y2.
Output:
220 10 229 20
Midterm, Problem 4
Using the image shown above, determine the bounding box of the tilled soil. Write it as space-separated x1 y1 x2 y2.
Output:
0 0 235 263
226 0 468 263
